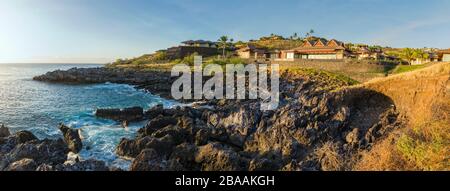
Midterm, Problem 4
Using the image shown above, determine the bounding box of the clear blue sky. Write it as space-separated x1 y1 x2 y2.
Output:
1 0 450 63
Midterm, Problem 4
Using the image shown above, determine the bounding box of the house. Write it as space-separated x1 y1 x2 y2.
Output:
280 39 349 60
411 58 431 65
236 44 268 59
410 51 440 65
165 40 219 59
438 49 450 62
181 40 217 48
266 49 282 60
355 46 384 60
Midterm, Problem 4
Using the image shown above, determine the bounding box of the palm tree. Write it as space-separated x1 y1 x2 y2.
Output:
218 36 229 59
401 48 415 65
291 32 298 40
306 29 315 38
412 49 430 64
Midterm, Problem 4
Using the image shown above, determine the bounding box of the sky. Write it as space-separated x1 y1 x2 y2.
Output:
1 0 450 64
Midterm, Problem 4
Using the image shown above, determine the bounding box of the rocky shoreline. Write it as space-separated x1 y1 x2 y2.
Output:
0 124 109 171
33 67 176 99
4 66 406 171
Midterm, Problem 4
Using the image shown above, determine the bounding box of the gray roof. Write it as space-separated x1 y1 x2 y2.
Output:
182 40 216 45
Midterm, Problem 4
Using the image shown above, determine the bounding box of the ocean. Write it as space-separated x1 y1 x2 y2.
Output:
0 63 178 169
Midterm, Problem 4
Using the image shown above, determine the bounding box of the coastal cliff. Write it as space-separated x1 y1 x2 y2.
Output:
12 62 449 171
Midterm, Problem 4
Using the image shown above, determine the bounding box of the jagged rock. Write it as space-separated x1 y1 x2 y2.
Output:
142 116 178 136
169 143 199 170
345 128 360 145
151 125 187 144
195 142 246 171
248 158 279 171
116 137 152 158
56 159 109 171
58 124 82 153
0 155 9 170
95 107 144 122
145 104 164 119
0 124 10 138
36 164 55 171
130 149 162 171
195 129 210 146
145 135 176 157
15 131 37 144
6 158 37 171
0 131 38 155
7 138 68 165
209 128 228 142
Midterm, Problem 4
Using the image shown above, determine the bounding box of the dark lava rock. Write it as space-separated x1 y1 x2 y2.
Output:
0 124 10 138
6 158 37 171
15 131 38 144
194 142 246 171
116 137 153 158
130 149 162 171
56 159 109 171
58 124 82 153
95 107 144 122
145 104 164 119
7 138 69 165
141 116 178 136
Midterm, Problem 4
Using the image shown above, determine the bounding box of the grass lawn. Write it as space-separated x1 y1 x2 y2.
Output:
392 64 427 74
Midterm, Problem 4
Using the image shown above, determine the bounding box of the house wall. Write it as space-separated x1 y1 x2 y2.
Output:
336 52 345 59
308 54 338 59
443 54 450 62
237 51 251 59
166 46 219 59
269 53 279 59
286 52 295 60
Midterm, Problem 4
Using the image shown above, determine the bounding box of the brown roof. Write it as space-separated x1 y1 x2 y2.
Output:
327 39 344 47
182 40 216 45
281 39 347 54
438 48 450 54
313 39 328 46
237 44 267 53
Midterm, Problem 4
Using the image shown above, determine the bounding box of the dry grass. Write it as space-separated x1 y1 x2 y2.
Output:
363 62 450 127
356 120 449 171
355 132 412 171
397 120 450 170
276 59 394 82
315 142 344 171
355 62 450 171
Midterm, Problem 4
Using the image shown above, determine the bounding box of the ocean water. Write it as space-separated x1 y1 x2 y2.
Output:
0 63 178 169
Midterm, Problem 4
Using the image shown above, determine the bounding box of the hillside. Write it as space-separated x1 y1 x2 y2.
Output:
356 62 450 170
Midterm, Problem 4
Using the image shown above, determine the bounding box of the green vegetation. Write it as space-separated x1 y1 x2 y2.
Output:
385 48 430 65
285 67 360 91
205 57 247 66
396 120 449 170
217 36 234 59
172 52 199 66
392 64 427 74
107 50 168 67
241 34 304 50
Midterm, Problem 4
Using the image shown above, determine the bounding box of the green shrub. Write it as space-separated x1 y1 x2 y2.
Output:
174 52 199 66
396 121 449 170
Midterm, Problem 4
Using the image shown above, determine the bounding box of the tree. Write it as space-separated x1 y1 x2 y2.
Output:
290 32 298 40
400 48 415 65
218 36 230 59
306 29 315 38
412 49 430 64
